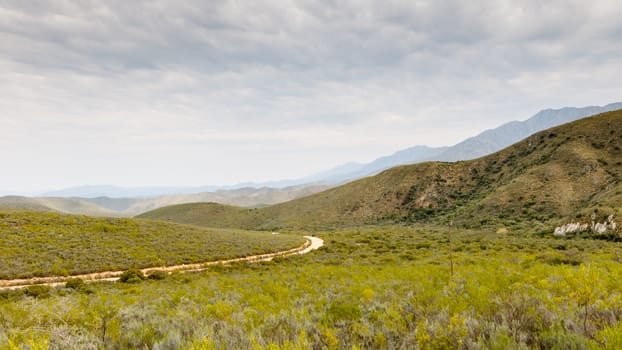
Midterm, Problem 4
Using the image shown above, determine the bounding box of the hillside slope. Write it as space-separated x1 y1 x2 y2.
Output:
0 210 305 279
139 109 622 230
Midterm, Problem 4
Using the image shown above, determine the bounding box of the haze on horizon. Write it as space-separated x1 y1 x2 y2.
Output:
1 1 621 193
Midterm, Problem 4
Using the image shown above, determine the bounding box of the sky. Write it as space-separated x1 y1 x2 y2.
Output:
1 0 621 193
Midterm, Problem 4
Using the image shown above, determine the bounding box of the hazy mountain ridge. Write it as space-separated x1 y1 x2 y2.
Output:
119 184 331 216
32 103 621 198
0 184 330 217
427 102 622 162
200 102 622 187
336 146 449 181
0 196 54 212
326 102 622 180
4 102 620 219
139 109 622 230
41 184 221 198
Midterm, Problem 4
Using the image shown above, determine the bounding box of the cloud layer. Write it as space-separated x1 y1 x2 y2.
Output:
1 1 621 191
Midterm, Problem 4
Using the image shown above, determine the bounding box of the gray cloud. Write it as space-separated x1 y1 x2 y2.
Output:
1 0 621 190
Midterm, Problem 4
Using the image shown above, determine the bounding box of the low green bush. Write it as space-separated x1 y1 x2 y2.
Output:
147 270 168 280
24 285 51 299
65 278 85 290
119 268 146 284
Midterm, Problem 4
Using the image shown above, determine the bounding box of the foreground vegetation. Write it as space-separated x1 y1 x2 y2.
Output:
2 225 622 349
0 210 305 279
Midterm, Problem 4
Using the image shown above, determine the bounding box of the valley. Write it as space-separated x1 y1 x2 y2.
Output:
139 110 622 232
1 111 621 349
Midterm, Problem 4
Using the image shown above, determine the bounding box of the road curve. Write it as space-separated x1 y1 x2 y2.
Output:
0 235 324 291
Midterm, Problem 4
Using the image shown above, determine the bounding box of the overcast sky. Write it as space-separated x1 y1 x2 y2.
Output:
1 0 621 192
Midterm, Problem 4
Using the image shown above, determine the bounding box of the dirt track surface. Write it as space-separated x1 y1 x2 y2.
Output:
0 236 324 290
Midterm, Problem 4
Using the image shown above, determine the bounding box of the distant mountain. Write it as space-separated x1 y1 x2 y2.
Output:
139 109 622 230
80 197 140 211
1 184 330 217
223 147 450 188
209 102 622 188
41 184 221 198
315 102 622 182
36 197 121 217
29 102 622 199
0 196 54 212
325 146 449 182
107 183 330 216
429 102 622 162
14 103 621 218
0 196 122 216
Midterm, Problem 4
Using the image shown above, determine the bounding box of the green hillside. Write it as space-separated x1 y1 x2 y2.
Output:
136 202 266 228
139 110 622 230
0 210 305 279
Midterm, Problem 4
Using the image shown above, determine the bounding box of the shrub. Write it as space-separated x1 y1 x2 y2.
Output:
147 270 168 280
119 268 146 284
25 285 51 299
327 299 361 324
65 278 86 290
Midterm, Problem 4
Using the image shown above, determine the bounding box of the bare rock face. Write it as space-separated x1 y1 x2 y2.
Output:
554 223 589 236
554 213 617 237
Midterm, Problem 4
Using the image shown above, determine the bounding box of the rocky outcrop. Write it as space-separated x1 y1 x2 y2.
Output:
554 213 617 237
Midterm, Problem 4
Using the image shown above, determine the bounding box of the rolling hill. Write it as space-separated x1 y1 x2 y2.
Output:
0 196 123 217
139 109 622 231
117 184 330 215
0 196 54 212
0 210 305 279
0 184 329 217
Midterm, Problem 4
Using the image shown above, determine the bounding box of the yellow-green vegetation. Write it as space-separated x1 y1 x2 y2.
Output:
139 110 622 231
0 210 305 279
2 226 622 349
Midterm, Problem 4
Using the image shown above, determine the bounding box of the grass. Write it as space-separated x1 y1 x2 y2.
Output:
0 210 306 279
2 225 622 349
138 110 622 231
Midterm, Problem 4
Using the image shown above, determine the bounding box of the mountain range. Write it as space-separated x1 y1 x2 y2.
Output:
1 102 620 218
138 108 622 230
306 102 622 183
42 102 620 198
0 184 330 217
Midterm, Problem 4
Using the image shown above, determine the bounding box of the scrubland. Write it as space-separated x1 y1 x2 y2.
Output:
2 225 622 349
0 211 304 279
